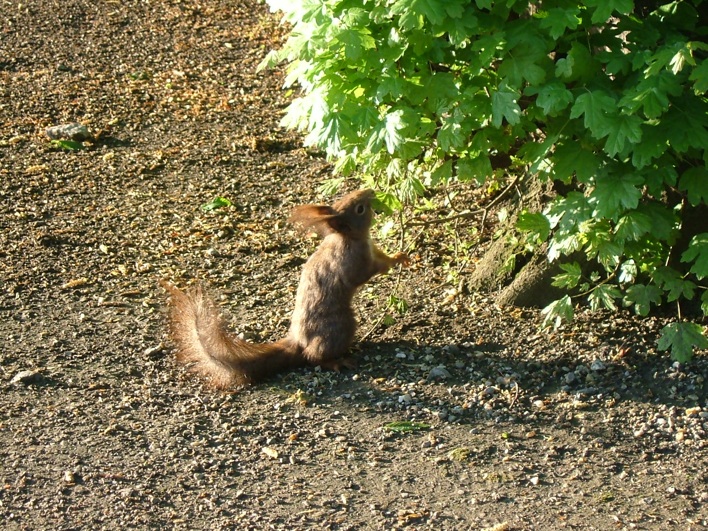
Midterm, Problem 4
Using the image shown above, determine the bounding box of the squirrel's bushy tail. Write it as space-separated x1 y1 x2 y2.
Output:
162 282 303 388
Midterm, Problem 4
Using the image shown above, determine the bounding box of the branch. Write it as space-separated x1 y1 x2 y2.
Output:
405 174 522 228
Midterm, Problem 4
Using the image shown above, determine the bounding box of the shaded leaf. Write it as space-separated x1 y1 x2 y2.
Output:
624 284 662 316
589 174 643 220
491 84 521 127
588 284 622 311
657 322 708 362
541 295 573 329
539 7 581 39
678 167 708 207
535 81 574 116
570 90 616 139
551 262 582 289
681 233 708 279
516 211 550 241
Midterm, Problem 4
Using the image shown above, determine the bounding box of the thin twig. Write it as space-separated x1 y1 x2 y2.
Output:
405 173 522 228
361 208 409 342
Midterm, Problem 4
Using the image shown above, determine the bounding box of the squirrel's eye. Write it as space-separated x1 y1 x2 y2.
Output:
355 203 366 215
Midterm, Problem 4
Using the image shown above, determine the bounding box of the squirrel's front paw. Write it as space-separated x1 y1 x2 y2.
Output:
393 252 411 267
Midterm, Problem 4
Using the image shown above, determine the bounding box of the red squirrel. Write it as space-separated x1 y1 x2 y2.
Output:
163 189 409 388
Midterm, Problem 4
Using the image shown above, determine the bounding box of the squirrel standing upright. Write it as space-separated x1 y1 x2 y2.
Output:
162 189 409 389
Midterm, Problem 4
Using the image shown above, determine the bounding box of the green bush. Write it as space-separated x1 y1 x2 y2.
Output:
262 0 708 361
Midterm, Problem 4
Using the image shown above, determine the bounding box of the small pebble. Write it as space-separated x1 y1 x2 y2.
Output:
398 394 412 404
591 360 606 371
445 344 460 356
46 123 91 141
11 370 44 385
428 366 451 381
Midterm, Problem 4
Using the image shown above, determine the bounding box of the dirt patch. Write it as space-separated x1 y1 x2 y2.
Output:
1 1 706 529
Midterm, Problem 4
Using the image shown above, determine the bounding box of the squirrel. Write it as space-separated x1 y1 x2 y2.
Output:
162 189 410 389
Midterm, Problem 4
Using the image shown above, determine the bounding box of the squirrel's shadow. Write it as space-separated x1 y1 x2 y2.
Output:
273 338 705 428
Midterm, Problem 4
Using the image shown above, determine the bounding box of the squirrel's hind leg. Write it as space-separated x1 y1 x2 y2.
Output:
302 336 357 372
318 356 358 372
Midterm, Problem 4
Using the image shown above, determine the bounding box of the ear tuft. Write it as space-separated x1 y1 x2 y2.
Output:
289 204 340 237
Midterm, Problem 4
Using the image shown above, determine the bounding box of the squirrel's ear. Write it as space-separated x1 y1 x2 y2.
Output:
289 204 339 237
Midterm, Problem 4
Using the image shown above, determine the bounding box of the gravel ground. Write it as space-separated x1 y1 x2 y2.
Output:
1 1 706 529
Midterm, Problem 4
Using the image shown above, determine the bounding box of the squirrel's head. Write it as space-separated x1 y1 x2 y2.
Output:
290 189 375 239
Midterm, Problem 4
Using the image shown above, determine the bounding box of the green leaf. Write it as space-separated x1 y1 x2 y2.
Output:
50 139 85 151
335 28 376 60
689 60 708 93
618 259 637 284
491 84 521 127
398 175 426 202
317 178 345 196
516 211 550 241
534 81 574 117
555 55 574 79
383 421 431 433
619 72 678 119
678 167 708 207
456 155 491 184
653 266 696 302
438 115 466 151
201 196 232 211
429 159 453 186
369 108 409 155
638 202 677 242
701 291 708 316
391 0 446 27
603 113 643 157
624 284 662 316
548 232 582 262
614 211 652 242
313 113 353 155
388 295 410 314
681 233 708 279
589 174 643 220
595 240 624 271
570 90 616 140
550 142 600 184
584 0 634 24
669 43 695 75
498 35 547 86
657 322 708 362
551 262 582 289
588 284 622 311
539 7 581 40
561 42 596 82
541 295 574 329
631 124 669 169
373 191 402 214
662 99 708 153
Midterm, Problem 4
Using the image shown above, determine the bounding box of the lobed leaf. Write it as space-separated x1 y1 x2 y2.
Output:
624 284 662 316
541 295 574 329
657 322 708 363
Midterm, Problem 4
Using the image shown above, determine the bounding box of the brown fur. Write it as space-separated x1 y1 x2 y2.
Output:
163 189 409 389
